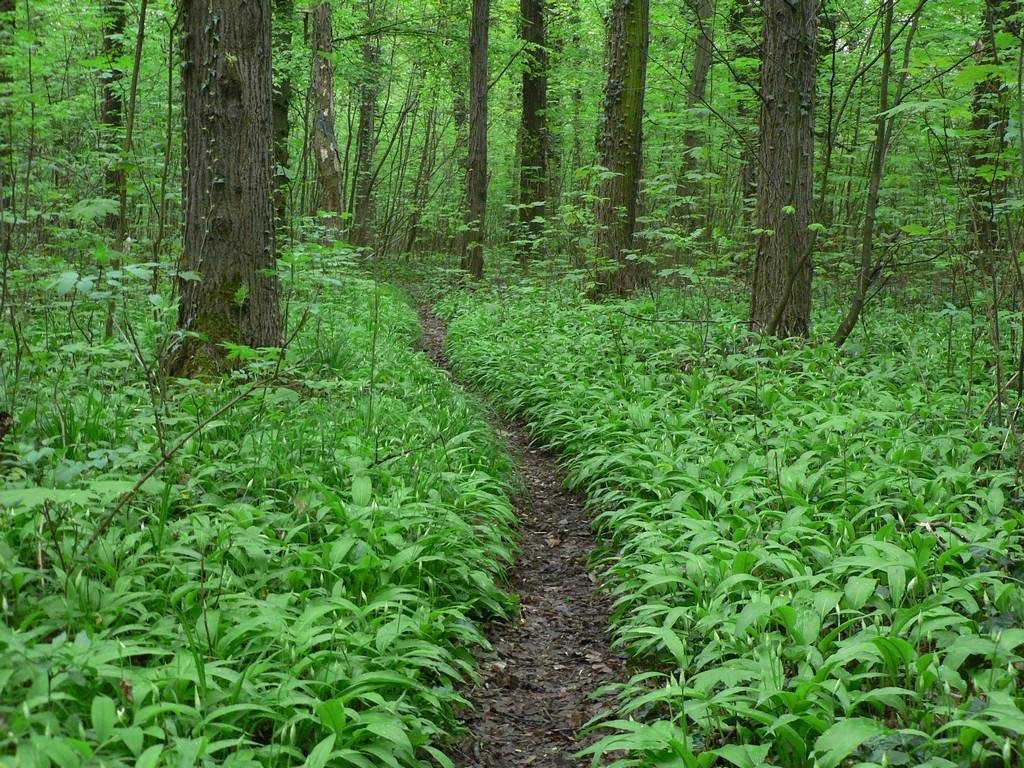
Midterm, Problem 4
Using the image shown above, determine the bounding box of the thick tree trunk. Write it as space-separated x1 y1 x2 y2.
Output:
173 0 281 376
673 0 714 223
461 0 489 279
351 0 381 249
310 2 345 233
592 0 650 298
517 0 548 269
272 0 294 224
749 0 818 339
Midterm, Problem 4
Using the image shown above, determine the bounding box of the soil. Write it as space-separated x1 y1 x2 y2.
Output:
416 309 626 768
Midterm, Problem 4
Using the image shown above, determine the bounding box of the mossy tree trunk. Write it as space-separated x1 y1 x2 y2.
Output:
592 0 650 298
311 2 345 234
748 0 818 339
172 0 281 376
517 0 548 270
461 0 489 279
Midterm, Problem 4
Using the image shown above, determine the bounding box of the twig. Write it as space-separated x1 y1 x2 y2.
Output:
616 309 734 325
75 356 306 562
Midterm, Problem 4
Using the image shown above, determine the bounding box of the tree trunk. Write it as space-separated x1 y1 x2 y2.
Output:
729 0 759 212
100 0 125 236
673 0 714 223
310 2 345 233
749 0 818 339
0 0 14 266
172 0 281 376
272 0 294 225
104 0 148 340
517 0 548 270
832 0 893 348
967 0 1016 254
461 0 489 279
833 1 920 348
592 0 650 298
351 0 381 249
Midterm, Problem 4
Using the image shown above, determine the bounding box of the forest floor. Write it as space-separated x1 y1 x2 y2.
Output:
416 309 625 768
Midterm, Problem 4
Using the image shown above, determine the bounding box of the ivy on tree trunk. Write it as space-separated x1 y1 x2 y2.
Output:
172 0 282 376
749 0 818 339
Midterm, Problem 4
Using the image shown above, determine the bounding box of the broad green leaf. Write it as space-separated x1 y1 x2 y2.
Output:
136 745 163 768
352 475 372 506
303 734 336 768
91 695 117 743
711 744 772 768
813 718 885 768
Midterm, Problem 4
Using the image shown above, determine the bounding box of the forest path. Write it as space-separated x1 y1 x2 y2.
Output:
416 308 625 768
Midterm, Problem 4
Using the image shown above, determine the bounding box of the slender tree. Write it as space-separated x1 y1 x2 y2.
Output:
310 2 345 233
673 0 714 224
0 0 13 261
749 0 818 339
172 0 281 375
833 0 921 348
272 0 294 224
517 0 548 269
967 0 1018 254
351 0 382 249
100 0 125 236
728 0 759 210
592 0 650 298
461 0 489 279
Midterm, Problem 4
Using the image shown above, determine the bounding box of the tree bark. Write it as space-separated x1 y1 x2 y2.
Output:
592 0 650 298
100 0 125 236
673 0 713 223
172 0 281 376
517 0 548 269
310 2 345 233
272 0 294 225
749 0 818 339
461 0 489 279
967 0 1017 254
0 0 14 268
350 0 381 249
728 0 759 211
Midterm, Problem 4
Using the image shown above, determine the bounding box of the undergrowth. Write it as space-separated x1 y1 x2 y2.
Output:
440 282 1024 768
0 254 516 767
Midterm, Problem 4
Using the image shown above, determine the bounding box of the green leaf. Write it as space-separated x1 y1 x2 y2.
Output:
303 734 336 768
813 718 885 768
711 744 771 768
844 576 876 610
352 475 372 506
136 745 163 768
91 695 117 743
317 698 347 734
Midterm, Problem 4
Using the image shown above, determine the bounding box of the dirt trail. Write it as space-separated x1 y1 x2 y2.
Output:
416 309 625 768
